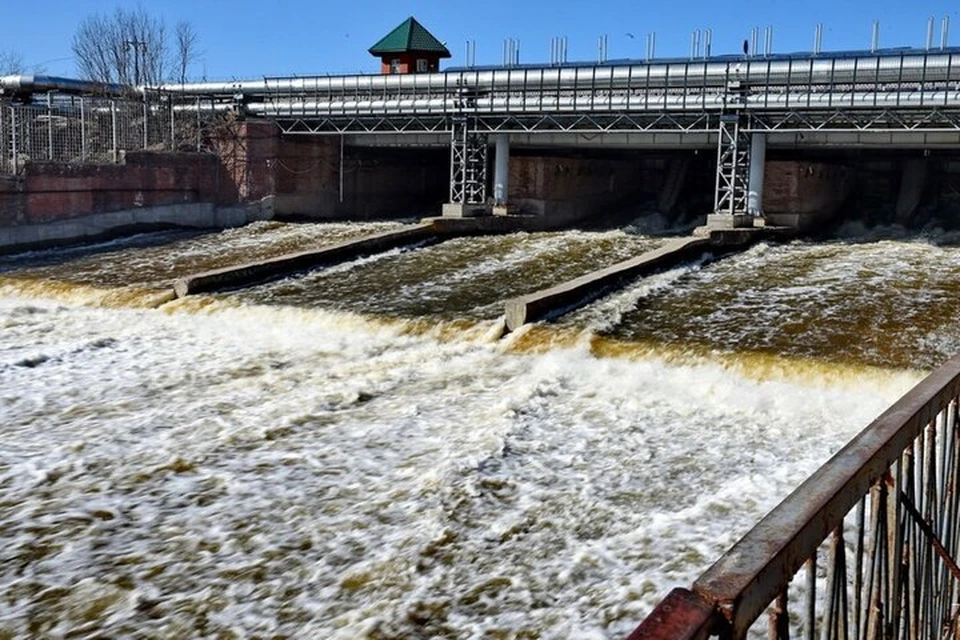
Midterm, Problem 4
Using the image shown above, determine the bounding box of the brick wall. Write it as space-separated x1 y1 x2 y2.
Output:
764 161 853 215
271 138 448 219
0 152 229 228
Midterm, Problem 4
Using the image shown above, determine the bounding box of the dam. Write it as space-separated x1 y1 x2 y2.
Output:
3 18 960 639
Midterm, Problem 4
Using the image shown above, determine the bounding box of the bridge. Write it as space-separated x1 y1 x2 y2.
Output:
4 46 960 223
161 47 960 220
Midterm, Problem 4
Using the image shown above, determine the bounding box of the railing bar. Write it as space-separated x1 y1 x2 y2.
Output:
820 539 836 640
924 421 939 640
891 457 905 640
832 527 850 640
946 54 954 108
863 482 883 640
853 495 865 640
768 587 789 639
644 62 651 111
694 354 960 637
916 428 930 640
805 554 816 640
904 445 919 640
943 401 960 628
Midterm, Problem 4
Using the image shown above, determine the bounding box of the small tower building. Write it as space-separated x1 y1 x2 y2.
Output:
368 17 451 75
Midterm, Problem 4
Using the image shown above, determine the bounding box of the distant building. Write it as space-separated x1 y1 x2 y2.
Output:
368 17 451 75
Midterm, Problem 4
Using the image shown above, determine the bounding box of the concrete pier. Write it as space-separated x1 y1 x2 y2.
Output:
173 214 545 298
747 134 766 217
895 158 928 223
173 223 440 297
493 135 510 206
504 225 797 332
504 236 711 331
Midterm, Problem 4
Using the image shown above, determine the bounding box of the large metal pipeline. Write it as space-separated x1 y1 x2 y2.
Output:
154 52 960 98
237 89 960 118
0 74 132 97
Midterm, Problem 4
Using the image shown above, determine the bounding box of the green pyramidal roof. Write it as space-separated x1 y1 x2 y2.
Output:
368 17 451 58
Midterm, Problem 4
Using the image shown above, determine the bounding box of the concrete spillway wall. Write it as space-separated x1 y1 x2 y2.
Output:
0 151 275 253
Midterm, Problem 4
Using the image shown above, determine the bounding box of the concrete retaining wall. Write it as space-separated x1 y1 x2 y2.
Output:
0 152 233 229
0 199 275 254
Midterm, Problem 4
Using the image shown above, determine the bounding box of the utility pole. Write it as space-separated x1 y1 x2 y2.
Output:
124 39 148 85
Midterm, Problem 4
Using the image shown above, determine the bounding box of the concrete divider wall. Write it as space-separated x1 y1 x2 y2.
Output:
173 221 439 297
503 237 713 331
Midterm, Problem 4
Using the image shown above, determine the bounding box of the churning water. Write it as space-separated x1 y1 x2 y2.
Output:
0 219 949 638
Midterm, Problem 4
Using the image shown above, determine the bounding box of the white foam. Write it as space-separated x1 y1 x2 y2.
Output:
0 296 915 638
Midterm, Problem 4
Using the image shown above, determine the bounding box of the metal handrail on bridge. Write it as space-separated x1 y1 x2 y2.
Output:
628 354 960 639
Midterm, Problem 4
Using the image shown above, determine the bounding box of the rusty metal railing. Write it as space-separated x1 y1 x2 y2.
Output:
628 354 960 640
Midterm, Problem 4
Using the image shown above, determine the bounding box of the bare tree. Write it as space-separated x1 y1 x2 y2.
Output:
174 21 199 84
0 50 25 75
72 8 198 86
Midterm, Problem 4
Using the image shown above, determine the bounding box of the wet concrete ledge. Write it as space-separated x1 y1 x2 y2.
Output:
172 214 542 298
503 227 793 332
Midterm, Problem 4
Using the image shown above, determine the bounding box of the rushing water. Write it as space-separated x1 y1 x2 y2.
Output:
0 219 952 638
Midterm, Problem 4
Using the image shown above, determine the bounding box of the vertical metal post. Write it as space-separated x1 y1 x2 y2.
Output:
111 100 118 163
0 105 5 174
169 98 175 151
142 97 148 149
80 97 87 162
11 107 18 174
928 16 936 50
339 134 344 203
195 97 201 152
871 21 880 53
943 16 951 50
46 92 54 161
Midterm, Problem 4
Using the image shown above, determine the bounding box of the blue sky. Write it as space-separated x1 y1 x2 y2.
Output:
4 0 960 80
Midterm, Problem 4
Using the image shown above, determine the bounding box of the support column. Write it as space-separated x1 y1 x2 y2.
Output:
703 113 753 231
895 157 927 224
493 134 510 207
443 116 491 218
747 133 766 217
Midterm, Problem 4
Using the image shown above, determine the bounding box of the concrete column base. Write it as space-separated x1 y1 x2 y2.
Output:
442 202 492 218
492 205 510 216
694 213 756 234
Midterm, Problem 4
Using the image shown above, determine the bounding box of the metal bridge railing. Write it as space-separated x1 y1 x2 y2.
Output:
0 93 222 175
628 353 960 640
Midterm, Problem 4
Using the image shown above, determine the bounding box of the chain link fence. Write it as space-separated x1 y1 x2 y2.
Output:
0 92 228 175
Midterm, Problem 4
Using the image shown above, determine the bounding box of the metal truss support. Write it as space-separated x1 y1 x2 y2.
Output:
449 116 488 205
713 113 751 215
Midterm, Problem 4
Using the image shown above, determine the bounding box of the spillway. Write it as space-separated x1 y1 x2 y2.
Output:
0 217 954 638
